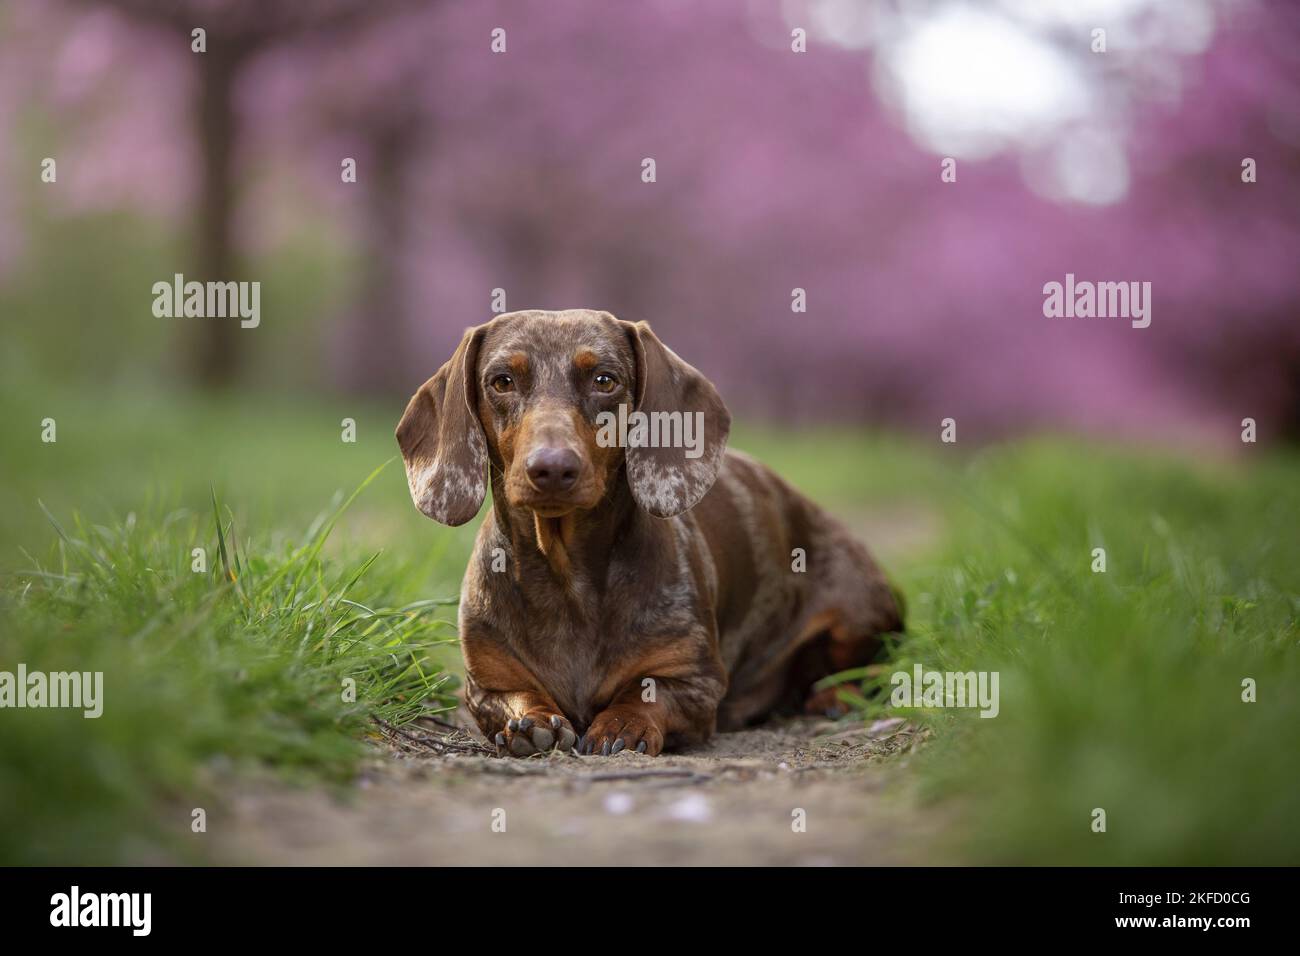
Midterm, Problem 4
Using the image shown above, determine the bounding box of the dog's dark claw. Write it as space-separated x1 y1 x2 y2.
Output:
519 717 534 731
601 740 611 757
611 738 625 754
637 741 647 753
508 719 519 731
551 715 562 730
495 732 506 747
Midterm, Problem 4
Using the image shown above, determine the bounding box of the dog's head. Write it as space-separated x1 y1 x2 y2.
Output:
396 309 731 525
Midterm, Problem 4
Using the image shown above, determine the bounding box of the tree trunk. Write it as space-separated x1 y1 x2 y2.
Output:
192 47 241 387
342 120 417 391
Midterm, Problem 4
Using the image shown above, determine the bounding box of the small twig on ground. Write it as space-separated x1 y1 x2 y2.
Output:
371 716 492 755
415 714 466 732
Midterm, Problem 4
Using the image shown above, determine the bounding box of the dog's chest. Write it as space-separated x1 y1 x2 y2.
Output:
502 605 599 726
479 516 710 727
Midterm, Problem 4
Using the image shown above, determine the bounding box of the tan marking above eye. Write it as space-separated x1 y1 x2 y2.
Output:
507 353 530 377
573 350 599 371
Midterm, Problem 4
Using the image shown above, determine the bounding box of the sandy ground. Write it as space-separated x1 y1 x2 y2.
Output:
210 713 940 866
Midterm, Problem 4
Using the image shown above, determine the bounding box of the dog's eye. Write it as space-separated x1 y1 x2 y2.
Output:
593 373 618 394
490 374 515 394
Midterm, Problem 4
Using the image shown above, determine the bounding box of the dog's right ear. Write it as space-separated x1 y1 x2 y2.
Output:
395 326 488 526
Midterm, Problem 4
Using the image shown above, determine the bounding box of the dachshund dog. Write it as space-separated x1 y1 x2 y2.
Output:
396 310 902 756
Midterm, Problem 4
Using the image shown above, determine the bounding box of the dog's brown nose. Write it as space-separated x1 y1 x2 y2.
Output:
525 447 581 494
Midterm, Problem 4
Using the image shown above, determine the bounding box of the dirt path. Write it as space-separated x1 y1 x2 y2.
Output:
211 503 943 866
211 715 940 866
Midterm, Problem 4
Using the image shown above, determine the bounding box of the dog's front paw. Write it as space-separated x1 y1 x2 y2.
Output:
493 712 577 757
580 705 665 756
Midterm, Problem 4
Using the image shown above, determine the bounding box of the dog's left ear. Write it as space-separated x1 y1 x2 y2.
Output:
621 320 731 517
395 325 488 526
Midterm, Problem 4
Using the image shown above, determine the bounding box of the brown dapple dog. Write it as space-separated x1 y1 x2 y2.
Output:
396 309 902 756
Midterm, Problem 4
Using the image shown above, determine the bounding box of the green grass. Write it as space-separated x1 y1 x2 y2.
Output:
0 458 461 865
836 442 1300 864
1 381 1297 864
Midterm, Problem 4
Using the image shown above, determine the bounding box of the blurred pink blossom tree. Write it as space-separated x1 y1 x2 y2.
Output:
3 0 1298 438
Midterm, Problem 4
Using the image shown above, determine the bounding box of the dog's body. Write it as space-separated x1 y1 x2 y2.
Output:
397 310 902 756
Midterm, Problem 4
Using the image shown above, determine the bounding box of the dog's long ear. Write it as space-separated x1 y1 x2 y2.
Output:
622 320 731 518
396 326 488 526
